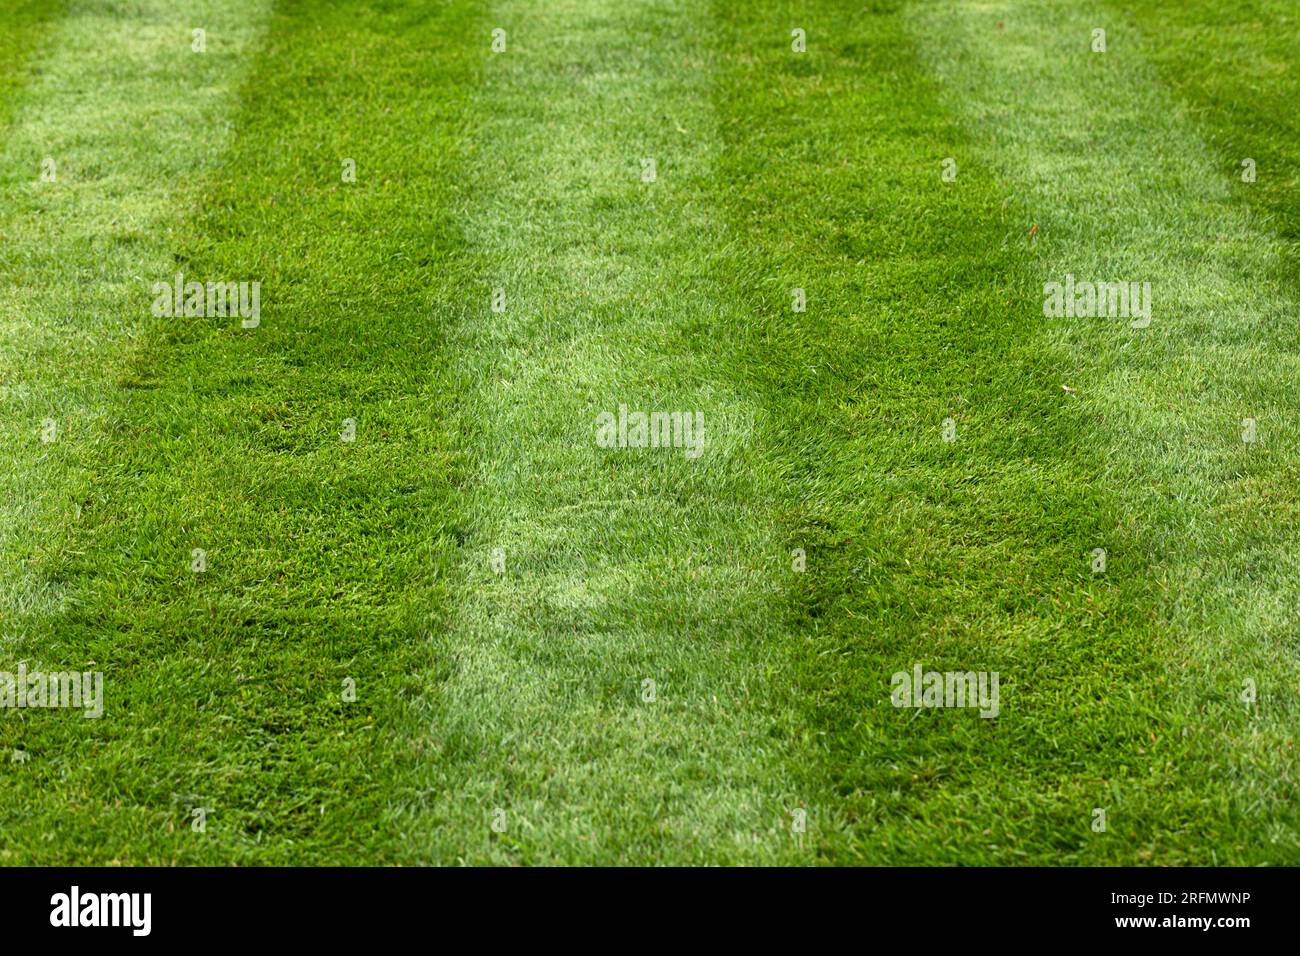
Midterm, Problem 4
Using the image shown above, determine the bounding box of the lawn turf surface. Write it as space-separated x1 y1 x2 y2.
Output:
0 0 1297 864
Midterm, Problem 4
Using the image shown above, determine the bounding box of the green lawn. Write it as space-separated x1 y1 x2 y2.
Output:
1 0 1297 865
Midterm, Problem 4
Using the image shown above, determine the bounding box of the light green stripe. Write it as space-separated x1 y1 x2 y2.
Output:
411 0 805 863
0 1 275 629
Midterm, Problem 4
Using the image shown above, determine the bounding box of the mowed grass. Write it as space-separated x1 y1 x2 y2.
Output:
391 0 813 863
908 0 1300 862
1 0 479 864
0 1 60 130
0 0 1297 865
